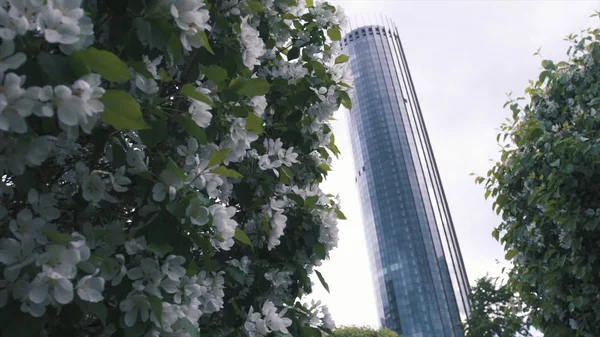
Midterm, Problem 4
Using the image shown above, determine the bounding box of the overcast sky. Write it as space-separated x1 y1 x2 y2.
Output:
308 0 600 328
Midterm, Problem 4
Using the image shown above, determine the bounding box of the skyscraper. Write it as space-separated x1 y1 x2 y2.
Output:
342 22 471 337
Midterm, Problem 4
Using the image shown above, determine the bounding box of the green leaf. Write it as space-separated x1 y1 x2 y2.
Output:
149 296 163 327
287 47 300 61
227 266 246 285
76 298 108 325
288 193 304 206
234 228 253 248
176 319 200 337
314 270 330 293
44 231 77 244
313 242 326 259
304 195 319 208
335 54 349 64
69 50 90 77
318 163 331 172
237 78 270 97
186 261 201 277
492 228 500 241
1 306 45 337
180 84 214 106
123 316 147 337
158 68 172 82
73 47 131 82
100 90 150 130
209 148 232 167
505 249 518 260
130 61 153 79
311 60 326 78
306 0 314 7
245 112 264 134
88 255 113 275
139 110 168 148
147 242 173 258
166 157 186 181
198 30 214 55
339 91 352 109
248 0 264 12
173 115 208 144
211 166 243 178
335 209 346 220
279 166 294 184
168 33 183 64
38 52 75 84
327 27 342 41
231 105 250 118
302 325 322 337
200 65 228 83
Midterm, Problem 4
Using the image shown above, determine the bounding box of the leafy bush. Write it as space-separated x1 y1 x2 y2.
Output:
480 26 600 336
0 0 353 336
331 325 400 337
461 277 531 337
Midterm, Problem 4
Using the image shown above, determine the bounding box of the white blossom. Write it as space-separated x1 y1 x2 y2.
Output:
143 55 163 80
38 5 82 45
54 85 85 126
209 204 238 250
28 189 61 221
186 197 210 226
120 292 151 327
250 96 267 117
177 137 200 166
229 256 250 274
189 89 213 127
0 39 25 74
321 305 335 330
110 166 131 192
82 172 106 203
125 237 147 255
9 208 46 244
127 258 162 296
135 74 159 94
76 273 105 302
0 72 35 133
170 0 211 51
162 255 186 281
244 301 292 337
239 16 266 69
29 264 75 305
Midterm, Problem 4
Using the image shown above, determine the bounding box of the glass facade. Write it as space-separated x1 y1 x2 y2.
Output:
343 23 471 337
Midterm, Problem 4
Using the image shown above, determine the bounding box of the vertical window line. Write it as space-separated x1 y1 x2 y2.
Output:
392 24 471 318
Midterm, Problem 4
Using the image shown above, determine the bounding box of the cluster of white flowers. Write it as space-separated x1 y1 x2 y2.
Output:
240 16 266 69
170 0 212 51
304 300 336 331
209 204 239 250
0 213 100 317
0 0 351 335
120 258 225 333
244 300 293 337
189 87 213 128
256 138 299 175
223 117 259 165
263 197 289 250
0 68 105 134
309 2 347 29
268 60 309 85
0 0 93 52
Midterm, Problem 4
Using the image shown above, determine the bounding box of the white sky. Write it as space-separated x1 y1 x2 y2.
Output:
308 0 600 329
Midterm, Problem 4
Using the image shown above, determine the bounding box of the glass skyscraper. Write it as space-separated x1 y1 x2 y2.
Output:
342 22 471 337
